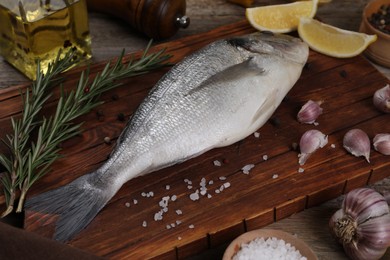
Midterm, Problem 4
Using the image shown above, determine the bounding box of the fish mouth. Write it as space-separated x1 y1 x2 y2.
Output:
227 32 309 65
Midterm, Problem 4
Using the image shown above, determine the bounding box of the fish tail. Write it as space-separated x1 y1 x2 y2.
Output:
25 173 111 242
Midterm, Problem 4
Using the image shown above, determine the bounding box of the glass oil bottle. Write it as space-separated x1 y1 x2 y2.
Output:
0 0 91 80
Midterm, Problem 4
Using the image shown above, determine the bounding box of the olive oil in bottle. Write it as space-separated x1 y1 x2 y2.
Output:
0 0 91 80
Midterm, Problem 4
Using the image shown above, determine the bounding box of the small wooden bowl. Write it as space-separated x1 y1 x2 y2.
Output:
222 229 318 260
359 0 390 68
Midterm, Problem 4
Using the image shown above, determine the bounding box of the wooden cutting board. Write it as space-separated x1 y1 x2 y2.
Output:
0 20 389 259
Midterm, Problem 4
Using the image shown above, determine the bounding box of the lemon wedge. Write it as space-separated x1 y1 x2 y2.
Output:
298 17 377 58
245 0 318 33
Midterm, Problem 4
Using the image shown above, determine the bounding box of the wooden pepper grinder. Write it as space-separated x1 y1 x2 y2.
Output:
86 0 189 40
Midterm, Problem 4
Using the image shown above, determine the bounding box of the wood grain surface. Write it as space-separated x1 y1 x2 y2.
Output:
1 0 390 259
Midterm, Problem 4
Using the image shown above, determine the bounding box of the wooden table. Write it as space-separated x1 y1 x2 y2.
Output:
1 1 390 259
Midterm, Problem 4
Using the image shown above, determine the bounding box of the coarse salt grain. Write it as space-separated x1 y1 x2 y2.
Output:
190 192 200 201
298 168 305 173
171 195 177 201
142 221 147 228
189 224 195 229
223 182 231 189
331 144 336 148
133 199 138 205
213 160 222 166
166 185 171 190
272 174 279 179
125 202 131 208
262 155 268 161
219 176 227 181
176 209 183 215
242 164 255 174
232 237 307 260
254 132 260 138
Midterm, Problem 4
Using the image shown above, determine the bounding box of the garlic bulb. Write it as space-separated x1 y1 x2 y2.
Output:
373 133 390 155
343 129 370 163
373 84 390 113
329 188 390 260
298 129 328 165
297 100 323 124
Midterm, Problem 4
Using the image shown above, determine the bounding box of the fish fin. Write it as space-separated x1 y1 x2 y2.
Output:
186 58 266 96
25 174 110 242
251 89 277 124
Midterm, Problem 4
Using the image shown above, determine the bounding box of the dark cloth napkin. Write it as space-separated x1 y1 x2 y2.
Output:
0 222 103 260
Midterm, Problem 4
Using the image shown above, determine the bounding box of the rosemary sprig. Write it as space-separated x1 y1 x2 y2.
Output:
0 42 171 216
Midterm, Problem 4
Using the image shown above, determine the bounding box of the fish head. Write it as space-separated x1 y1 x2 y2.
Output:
228 32 309 65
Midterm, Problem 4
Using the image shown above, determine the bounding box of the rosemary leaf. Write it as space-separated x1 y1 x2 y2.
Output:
0 42 172 215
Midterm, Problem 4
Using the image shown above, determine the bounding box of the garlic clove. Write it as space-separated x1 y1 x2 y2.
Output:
297 100 323 124
298 129 328 165
343 129 371 163
373 133 390 155
373 84 390 113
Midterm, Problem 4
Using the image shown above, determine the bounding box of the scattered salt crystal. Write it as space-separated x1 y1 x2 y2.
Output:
170 223 176 228
219 185 224 192
147 191 154 197
162 207 168 213
125 202 131 208
187 185 193 190
331 144 336 148
159 196 170 207
314 122 319 126
207 194 212 199
154 211 163 221
141 192 146 197
178 237 182 240
190 192 200 201
219 176 227 181
223 182 231 189
200 177 206 185
189 224 195 229
208 180 214 185
133 199 138 205
176 220 182 225
142 221 147 228
166 185 171 190
171 195 177 201
254 132 260 138
176 209 183 215
242 164 255 174
272 174 279 179
263 155 268 161
232 237 307 260
215 189 221 194
298 167 305 173
200 189 207 196
213 160 222 167
166 224 171 230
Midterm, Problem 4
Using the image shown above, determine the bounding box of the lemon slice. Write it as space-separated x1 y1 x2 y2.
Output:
245 0 318 33
298 17 378 58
